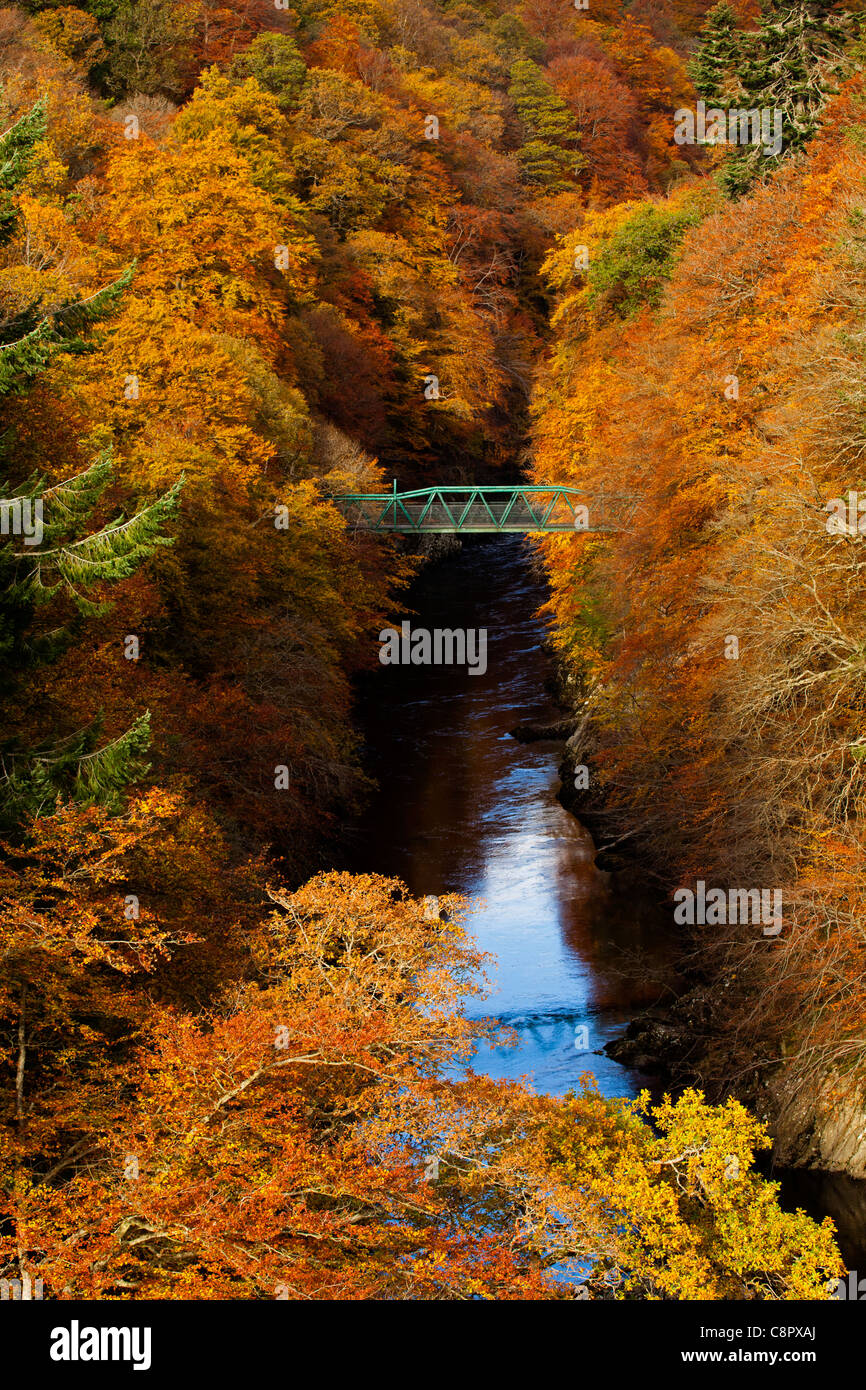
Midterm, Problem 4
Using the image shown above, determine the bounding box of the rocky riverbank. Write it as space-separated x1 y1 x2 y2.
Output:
513 684 866 1182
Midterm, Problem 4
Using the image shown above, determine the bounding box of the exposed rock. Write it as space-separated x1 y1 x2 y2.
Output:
412 533 462 561
772 1088 866 1179
556 715 626 851
509 717 577 742
549 677 866 1181
605 1009 688 1077
603 988 717 1085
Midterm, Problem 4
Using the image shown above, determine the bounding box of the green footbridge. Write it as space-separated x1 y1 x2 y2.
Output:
332 483 635 533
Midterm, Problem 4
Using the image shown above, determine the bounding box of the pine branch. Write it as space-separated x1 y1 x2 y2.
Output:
0 712 153 828
30 476 184 594
0 266 136 397
1 455 184 671
0 98 47 248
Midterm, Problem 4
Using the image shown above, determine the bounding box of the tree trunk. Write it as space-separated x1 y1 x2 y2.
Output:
15 988 26 1126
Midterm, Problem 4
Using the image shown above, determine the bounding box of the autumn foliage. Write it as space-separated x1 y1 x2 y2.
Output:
0 0 856 1300
2 872 842 1297
531 71 866 1146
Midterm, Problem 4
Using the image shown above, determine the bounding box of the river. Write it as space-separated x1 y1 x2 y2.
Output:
342 534 866 1268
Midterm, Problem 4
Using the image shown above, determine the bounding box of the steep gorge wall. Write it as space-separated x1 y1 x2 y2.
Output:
532 82 866 1173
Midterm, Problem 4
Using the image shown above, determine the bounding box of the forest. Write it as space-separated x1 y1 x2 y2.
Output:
0 0 862 1304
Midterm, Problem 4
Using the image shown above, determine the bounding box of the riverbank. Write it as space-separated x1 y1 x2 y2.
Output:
342 534 680 1098
341 534 866 1262
552 699 866 1262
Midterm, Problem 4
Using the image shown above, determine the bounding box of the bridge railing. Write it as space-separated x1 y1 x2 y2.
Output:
332 484 638 533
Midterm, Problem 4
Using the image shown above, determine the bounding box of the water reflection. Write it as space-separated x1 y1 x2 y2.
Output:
342 535 677 1097
773 1166 866 1270
340 534 866 1264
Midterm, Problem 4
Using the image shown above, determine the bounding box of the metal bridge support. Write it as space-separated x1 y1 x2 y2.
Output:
332 483 635 534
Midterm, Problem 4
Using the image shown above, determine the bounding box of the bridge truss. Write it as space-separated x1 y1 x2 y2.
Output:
332 483 636 534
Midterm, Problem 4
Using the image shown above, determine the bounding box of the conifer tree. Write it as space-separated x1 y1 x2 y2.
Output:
718 0 851 195
0 98 183 827
508 59 583 189
0 266 135 398
0 98 135 397
740 0 849 150
689 2 744 105
0 97 46 246
0 457 182 827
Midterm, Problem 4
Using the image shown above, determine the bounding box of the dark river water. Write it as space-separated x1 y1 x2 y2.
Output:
342 535 866 1269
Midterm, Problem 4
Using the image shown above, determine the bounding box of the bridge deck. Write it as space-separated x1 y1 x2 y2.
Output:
332 484 634 533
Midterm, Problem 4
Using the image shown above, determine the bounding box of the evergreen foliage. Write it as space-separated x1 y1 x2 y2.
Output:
690 0 852 195
1 454 182 664
508 58 582 189
688 2 743 105
0 98 46 247
0 265 136 398
0 458 181 826
0 711 152 827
